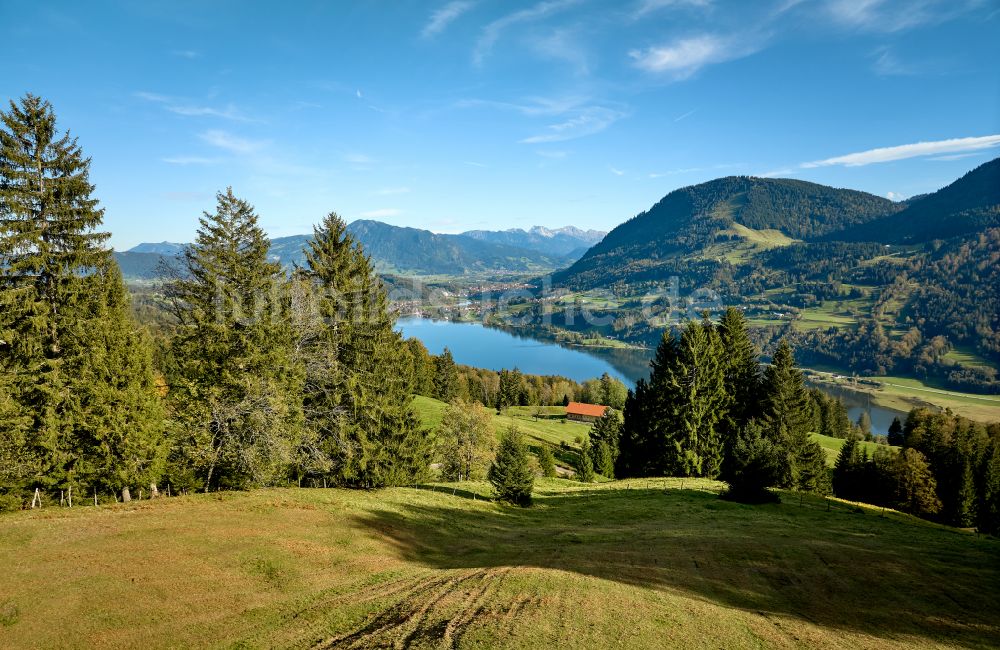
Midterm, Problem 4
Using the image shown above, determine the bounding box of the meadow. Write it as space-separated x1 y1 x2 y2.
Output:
1 479 997 649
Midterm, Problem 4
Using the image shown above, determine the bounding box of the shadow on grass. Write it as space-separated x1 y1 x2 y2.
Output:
350 486 1000 647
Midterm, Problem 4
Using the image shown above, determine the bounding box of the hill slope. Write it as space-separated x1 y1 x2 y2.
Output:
836 157 1000 243
0 483 996 648
553 176 897 288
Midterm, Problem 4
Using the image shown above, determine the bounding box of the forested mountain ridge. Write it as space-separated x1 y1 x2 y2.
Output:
833 157 1000 243
553 176 899 288
341 220 574 274
123 219 581 278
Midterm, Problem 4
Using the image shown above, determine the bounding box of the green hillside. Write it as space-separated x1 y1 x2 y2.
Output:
553 175 897 288
1 482 997 648
533 161 1000 396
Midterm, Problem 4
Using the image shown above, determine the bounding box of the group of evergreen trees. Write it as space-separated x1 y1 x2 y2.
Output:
0 95 430 508
833 408 1000 533
615 308 829 501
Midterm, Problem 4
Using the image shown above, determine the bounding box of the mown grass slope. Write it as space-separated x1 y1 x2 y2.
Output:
0 480 997 649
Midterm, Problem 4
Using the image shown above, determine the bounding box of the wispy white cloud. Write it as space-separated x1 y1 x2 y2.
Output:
359 208 402 219
199 130 268 154
674 108 697 122
632 0 712 19
928 151 992 161
871 47 916 75
519 106 626 143
423 1 475 38
464 161 488 167
162 156 220 165
376 186 411 195
170 49 200 59
609 166 626 176
536 149 569 159
824 0 984 33
344 153 376 165
629 34 760 79
886 191 903 200
530 28 590 75
649 162 747 178
803 135 1000 167
757 168 796 178
474 0 579 65
456 96 589 117
136 91 254 122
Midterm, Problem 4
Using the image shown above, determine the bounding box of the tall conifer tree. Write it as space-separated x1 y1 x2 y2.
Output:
717 307 761 480
168 188 303 490
300 212 430 487
0 94 164 496
761 340 813 487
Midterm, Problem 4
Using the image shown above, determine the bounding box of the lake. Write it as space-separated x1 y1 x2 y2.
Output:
397 317 907 435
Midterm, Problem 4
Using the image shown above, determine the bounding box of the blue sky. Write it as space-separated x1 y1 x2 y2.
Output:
3 0 998 249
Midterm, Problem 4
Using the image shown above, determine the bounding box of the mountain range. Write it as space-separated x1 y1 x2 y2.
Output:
460 225 605 258
118 222 602 279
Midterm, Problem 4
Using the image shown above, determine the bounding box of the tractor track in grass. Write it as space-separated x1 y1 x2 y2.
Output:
313 567 532 649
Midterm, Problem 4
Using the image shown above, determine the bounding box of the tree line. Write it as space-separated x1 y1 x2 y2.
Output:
406 342 628 411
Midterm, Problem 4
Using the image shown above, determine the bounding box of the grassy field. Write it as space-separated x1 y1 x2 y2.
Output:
1 481 997 649
810 433 892 465
413 395 590 471
943 346 996 369
805 371 1000 424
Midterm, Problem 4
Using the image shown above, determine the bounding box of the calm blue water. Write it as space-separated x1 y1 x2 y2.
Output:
396 317 635 385
396 317 906 435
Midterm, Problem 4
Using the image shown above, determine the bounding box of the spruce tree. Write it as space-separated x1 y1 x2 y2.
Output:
660 319 728 478
977 441 1000 535
433 348 459 402
300 212 430 487
537 446 557 478
590 408 622 461
592 439 615 478
723 420 782 503
68 261 166 493
168 188 303 490
575 438 596 482
616 379 653 477
496 368 523 411
887 416 904 446
832 437 860 500
717 307 761 480
761 340 813 487
488 425 534 505
0 94 164 497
